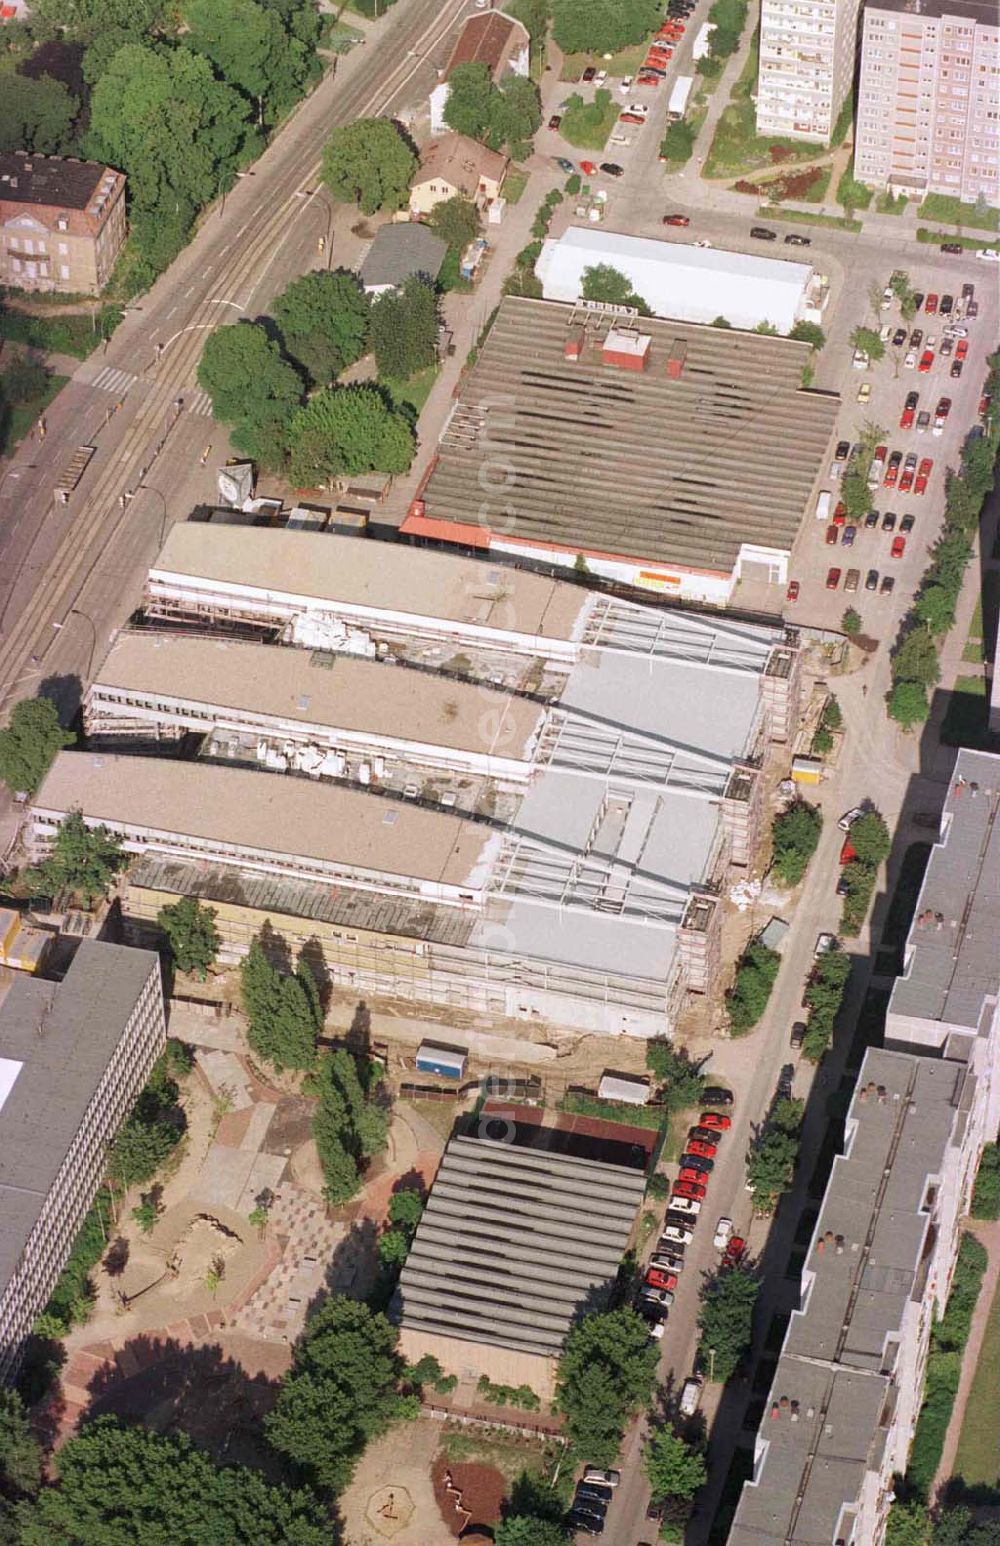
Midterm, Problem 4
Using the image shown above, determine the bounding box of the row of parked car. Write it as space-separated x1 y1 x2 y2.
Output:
567 1467 620 1538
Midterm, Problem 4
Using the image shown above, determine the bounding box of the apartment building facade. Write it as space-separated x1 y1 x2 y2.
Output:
731 751 1000 1545
757 0 863 143
855 0 1000 208
0 943 164 1379
0 153 126 295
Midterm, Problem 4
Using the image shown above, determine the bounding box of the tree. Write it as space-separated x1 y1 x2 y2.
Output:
266 1297 418 1493
552 0 660 55
727 941 781 1035
888 679 929 729
428 194 481 253
0 73 77 155
645 1041 705 1110
493 74 543 157
0 696 74 797
802 948 851 1062
697 1266 760 1383
240 941 321 1071
26 810 125 906
913 584 956 635
376 1229 409 1269
747 1100 803 1211
388 1188 424 1235
197 321 303 466
789 320 826 349
886 1500 933 1546
556 1308 659 1464
108 1060 184 1187
495 1519 569 1546
157 896 220 980
17 1416 328 1544
771 801 822 888
131 1192 162 1233
582 263 638 306
272 268 370 386
443 62 541 154
842 607 862 637
322 117 416 215
443 60 493 142
368 275 439 381
711 315 733 328
0 1388 42 1501
849 811 890 867
287 385 415 486
892 627 940 688
754 321 779 335
822 696 843 731
851 324 885 363
30 0 166 35
184 0 317 127
644 1428 707 1503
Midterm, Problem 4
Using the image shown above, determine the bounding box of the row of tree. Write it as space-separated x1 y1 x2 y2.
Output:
746 1097 803 1214
839 810 891 936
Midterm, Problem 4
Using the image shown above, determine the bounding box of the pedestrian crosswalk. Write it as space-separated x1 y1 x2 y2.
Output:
86 365 137 397
186 389 215 419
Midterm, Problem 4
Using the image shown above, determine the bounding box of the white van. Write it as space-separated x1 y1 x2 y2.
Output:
680 1376 704 1417
815 490 832 522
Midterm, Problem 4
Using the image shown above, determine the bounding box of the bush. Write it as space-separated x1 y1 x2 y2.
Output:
647 1172 671 1201
43 1188 117 1334
477 1376 541 1410
771 801 822 888
801 949 851 1062
645 1041 705 1110
906 1233 988 1498
971 1143 1000 1220
727 941 781 1036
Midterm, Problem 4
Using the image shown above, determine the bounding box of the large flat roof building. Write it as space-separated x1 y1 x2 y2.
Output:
393 1119 647 1399
0 942 164 1378
731 751 1000 1546
50 533 803 1040
404 295 838 606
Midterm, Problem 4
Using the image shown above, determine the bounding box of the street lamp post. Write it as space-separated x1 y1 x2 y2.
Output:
52 608 99 681
295 186 334 268
708 1347 716 1383
123 485 170 548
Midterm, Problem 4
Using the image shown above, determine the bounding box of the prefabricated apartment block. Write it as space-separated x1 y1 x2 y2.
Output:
32 528 803 1041
732 750 1000 1545
0 942 164 1379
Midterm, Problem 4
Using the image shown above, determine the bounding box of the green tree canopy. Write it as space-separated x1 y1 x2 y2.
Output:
387 1187 424 1234
16 1416 328 1544
184 0 317 126
428 194 481 252
888 678 930 729
287 385 415 486
368 275 439 381
312 1047 389 1203
892 627 941 688
240 939 321 1071
322 117 416 215
727 941 781 1035
912 584 956 635
556 1308 659 1464
771 800 822 887
273 268 370 386
801 948 851 1061
645 1041 705 1111
0 1389 42 1502
108 1052 185 1188
197 321 303 467
849 811 890 867
841 607 862 637
747 1099 803 1212
156 896 221 980
25 810 125 906
552 0 660 55
0 696 74 798
697 1266 760 1384
850 324 885 363
30 0 166 35
443 62 541 155
886 1499 933 1546
266 1297 418 1493
581 262 649 312
789 320 826 348
643 1428 708 1503
0 73 78 155
495 1519 569 1546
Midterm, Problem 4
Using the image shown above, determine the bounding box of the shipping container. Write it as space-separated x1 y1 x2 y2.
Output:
815 490 832 522
791 756 824 786
415 1042 467 1080
667 75 694 121
598 1073 651 1105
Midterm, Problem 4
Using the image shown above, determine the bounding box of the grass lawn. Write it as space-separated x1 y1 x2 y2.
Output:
954 1271 1000 1485
401 1098 459 1147
440 1427 563 1490
955 674 986 696
963 639 985 664
800 166 832 202
559 43 647 81
503 166 530 204
380 364 439 417
917 227 1000 253
0 373 68 458
560 89 619 151
971 597 984 635
921 194 999 233
760 206 862 233
876 189 908 215
702 24 825 178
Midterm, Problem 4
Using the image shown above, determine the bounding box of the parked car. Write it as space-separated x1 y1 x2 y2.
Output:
940 242 963 255
703 1086 734 1106
857 381 872 404
834 439 850 463
939 336 953 358
864 509 880 529
672 1180 707 1201
699 1112 732 1130
662 213 690 226
599 162 624 177
845 567 860 593
789 1020 806 1049
841 525 856 546
679 1376 704 1417
866 568 879 591
555 156 575 173
904 350 917 370
891 535 906 558
833 501 847 526
713 1216 734 1249
940 294 954 315
567 1510 604 1537
900 514 915 533
689 1127 722 1147
667 1196 702 1217
651 1252 685 1273
916 409 931 432
645 1266 679 1292
548 114 562 130
676 1168 709 1190
900 391 918 429
750 226 777 241
956 338 969 361
686 1137 717 1159
583 1468 621 1489
576 1481 612 1507
881 510 896 531
892 327 908 348
852 347 870 370
826 566 842 590
784 233 811 246
880 575 895 595
679 1153 713 1174
582 66 597 81
951 360 964 380
881 285 894 309
884 450 902 487
661 1224 695 1245
909 328 923 349
925 292 939 314
912 291 925 310
786 579 800 602
933 396 951 435
619 112 645 125
641 1285 675 1308
723 1236 747 1267
918 348 935 373
916 457 933 494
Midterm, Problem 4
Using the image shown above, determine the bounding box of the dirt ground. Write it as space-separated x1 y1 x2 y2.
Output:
431 1455 505 1538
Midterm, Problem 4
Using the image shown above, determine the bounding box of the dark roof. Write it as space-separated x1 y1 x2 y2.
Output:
443 9 529 79
420 296 839 575
0 942 160 1289
359 223 448 288
0 152 107 211
394 1130 646 1358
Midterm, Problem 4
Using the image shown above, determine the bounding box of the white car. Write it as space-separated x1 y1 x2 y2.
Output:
625 101 648 116
583 1468 621 1489
943 325 968 339
662 1223 694 1246
619 76 634 93
814 932 837 955
851 348 869 369
976 248 1000 262
651 1252 683 1274
713 1216 734 1250
838 806 865 831
669 1196 702 1217
594 69 608 87
904 349 917 369
881 285 894 309
694 239 712 249
679 1376 704 1417
610 132 632 146
879 323 893 343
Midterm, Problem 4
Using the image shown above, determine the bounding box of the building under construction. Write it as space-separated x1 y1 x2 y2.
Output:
33 528 803 1040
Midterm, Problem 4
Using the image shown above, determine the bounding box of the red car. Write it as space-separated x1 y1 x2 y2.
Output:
915 458 933 494
620 112 645 125
673 1180 707 1201
678 1166 707 1186
645 1267 679 1292
833 502 847 526
899 452 917 493
891 535 906 558
637 73 663 85
826 567 842 590
884 450 902 488
786 580 800 602
547 114 562 130
925 293 939 314
918 349 935 373
956 338 968 362
900 391 918 430
662 214 690 226
699 1112 732 1131
723 1236 747 1267
686 1137 717 1159
580 160 598 174
825 524 839 546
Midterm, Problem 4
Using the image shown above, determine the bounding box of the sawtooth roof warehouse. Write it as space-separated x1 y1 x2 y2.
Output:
31 527 803 1042
403 295 839 607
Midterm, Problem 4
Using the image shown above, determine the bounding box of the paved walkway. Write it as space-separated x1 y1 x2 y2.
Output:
934 1218 1000 1491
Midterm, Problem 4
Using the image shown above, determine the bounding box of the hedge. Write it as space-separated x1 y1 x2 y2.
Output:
906 1232 988 1498
971 1143 1000 1220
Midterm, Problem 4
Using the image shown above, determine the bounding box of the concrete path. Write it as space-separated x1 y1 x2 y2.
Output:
934 1218 1000 1492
